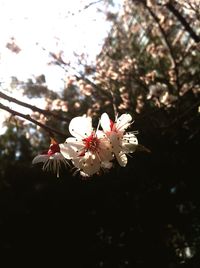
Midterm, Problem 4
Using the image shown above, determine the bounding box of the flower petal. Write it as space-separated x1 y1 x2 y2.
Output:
122 143 138 154
98 139 113 162
116 114 132 132
101 161 113 169
32 155 49 164
100 113 111 132
69 116 93 139
60 138 84 159
51 152 66 160
59 143 75 159
65 137 85 149
73 153 100 176
122 133 138 153
116 153 128 167
123 132 138 144
108 132 122 154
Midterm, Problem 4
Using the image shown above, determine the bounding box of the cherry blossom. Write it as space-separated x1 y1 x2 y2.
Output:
100 113 138 167
32 138 68 178
60 116 113 177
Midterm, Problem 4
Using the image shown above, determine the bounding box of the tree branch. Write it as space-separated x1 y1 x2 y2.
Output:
83 0 103 10
48 50 112 99
0 102 67 138
0 90 69 121
144 4 180 92
166 2 200 43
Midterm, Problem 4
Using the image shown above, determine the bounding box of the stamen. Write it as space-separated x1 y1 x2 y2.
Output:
82 133 100 153
42 159 50 171
95 120 101 136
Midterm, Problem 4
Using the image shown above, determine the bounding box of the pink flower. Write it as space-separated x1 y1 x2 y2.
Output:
100 113 138 167
60 116 113 177
32 138 68 178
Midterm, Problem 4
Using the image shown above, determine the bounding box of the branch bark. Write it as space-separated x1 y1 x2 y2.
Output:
0 91 69 121
166 2 200 43
0 102 67 138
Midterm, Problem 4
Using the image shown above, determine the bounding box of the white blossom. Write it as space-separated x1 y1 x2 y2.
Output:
32 138 68 178
100 113 138 167
60 116 113 177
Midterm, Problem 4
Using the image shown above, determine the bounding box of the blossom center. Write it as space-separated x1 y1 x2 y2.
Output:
48 143 60 156
109 119 118 133
110 119 114 130
83 133 99 153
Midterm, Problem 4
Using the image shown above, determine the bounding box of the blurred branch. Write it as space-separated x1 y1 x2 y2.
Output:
0 91 69 121
165 2 200 43
186 1 200 21
48 51 112 99
65 0 103 17
144 3 180 91
83 0 103 10
0 102 67 138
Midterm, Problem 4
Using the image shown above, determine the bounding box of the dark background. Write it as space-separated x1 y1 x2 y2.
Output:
0 100 199 267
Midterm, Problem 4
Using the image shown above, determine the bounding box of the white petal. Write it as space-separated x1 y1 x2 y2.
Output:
101 161 113 169
96 130 107 139
60 139 84 159
51 152 65 160
100 113 111 132
73 153 100 176
116 114 132 132
123 132 138 145
108 132 122 154
32 155 49 164
60 143 74 159
122 133 138 153
69 116 93 139
116 153 128 167
83 157 100 176
66 137 84 146
122 143 138 154
80 171 89 178
98 139 113 162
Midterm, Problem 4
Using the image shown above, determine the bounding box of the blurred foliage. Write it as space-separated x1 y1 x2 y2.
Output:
0 0 200 266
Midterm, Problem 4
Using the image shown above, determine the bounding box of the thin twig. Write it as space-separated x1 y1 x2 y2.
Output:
166 2 200 43
84 0 103 10
0 90 69 121
109 89 118 118
144 4 180 92
48 49 112 99
0 102 67 138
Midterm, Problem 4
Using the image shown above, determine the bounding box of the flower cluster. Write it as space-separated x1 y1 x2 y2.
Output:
32 138 69 178
32 113 138 178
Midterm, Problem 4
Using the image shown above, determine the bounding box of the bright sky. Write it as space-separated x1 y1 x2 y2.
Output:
0 0 122 133
0 0 121 88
